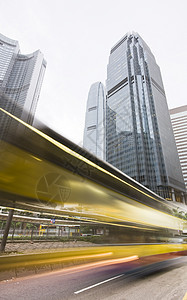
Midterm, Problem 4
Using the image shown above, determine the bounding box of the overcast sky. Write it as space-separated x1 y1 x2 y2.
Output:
1 0 187 145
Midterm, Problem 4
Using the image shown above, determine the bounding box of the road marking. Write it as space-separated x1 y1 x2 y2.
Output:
74 274 124 294
183 292 187 300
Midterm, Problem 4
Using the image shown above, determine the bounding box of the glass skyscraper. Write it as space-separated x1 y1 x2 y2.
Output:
106 32 185 201
0 32 46 131
0 34 19 87
83 82 105 160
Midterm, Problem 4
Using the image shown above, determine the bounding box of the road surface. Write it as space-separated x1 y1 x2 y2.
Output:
0 257 187 300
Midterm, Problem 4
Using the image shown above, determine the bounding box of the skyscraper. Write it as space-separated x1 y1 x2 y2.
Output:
83 82 105 160
106 32 185 202
0 32 46 129
170 105 187 192
0 34 19 87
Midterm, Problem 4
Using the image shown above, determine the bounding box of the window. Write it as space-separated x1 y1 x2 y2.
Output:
88 106 97 112
87 125 96 131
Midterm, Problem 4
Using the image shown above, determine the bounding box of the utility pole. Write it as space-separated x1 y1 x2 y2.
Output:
0 209 14 252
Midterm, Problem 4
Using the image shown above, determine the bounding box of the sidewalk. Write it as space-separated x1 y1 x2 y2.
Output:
2 240 94 255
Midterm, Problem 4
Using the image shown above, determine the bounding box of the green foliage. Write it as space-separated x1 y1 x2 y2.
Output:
0 220 6 229
172 209 187 220
79 235 103 243
80 226 92 234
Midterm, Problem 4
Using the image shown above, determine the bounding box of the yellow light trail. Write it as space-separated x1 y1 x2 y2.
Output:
0 107 168 205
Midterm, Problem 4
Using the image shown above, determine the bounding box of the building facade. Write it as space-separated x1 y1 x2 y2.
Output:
0 32 46 133
105 32 185 202
0 33 19 87
170 105 187 192
83 82 105 160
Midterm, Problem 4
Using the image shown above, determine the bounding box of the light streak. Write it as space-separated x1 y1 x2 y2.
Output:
0 107 164 203
30 155 42 162
0 108 186 230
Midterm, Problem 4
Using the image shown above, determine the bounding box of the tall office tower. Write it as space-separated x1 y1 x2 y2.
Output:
0 34 19 87
83 82 106 160
170 105 187 191
0 33 46 129
106 32 185 202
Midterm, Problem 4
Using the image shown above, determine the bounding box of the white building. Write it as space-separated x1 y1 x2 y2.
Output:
170 105 187 193
0 32 46 126
83 82 106 160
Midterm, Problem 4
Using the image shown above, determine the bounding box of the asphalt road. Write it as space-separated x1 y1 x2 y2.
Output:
0 257 187 300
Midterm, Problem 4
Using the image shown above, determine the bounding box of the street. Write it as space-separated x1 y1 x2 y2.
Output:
0 257 187 300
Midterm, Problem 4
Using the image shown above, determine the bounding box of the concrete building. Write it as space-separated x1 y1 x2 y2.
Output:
170 105 187 193
83 82 106 160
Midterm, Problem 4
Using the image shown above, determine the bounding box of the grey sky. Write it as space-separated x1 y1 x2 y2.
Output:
1 0 187 144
